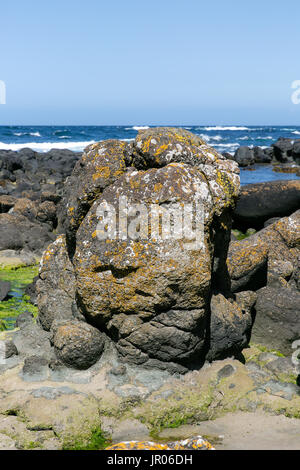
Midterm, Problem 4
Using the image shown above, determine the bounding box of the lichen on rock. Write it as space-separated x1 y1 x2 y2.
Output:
37 127 242 371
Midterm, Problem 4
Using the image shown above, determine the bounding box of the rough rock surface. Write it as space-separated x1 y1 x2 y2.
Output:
233 180 300 230
0 213 54 254
52 320 105 370
207 294 253 361
38 128 241 371
228 210 300 354
228 210 300 293
233 147 255 167
0 341 299 450
252 286 300 355
37 235 79 331
0 281 11 301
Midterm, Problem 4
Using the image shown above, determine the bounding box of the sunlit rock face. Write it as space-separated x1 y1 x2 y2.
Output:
38 128 240 371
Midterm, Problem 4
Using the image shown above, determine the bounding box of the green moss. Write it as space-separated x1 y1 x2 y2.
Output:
139 388 215 439
24 441 42 450
232 228 257 241
62 427 111 450
276 373 298 385
231 229 247 240
249 343 285 358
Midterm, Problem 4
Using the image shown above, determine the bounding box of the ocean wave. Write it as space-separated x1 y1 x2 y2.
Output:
126 126 150 131
203 126 249 131
0 140 95 152
53 129 69 135
292 131 300 135
13 131 41 137
213 142 240 148
199 134 223 142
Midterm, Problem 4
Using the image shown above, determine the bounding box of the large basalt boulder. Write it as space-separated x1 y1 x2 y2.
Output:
51 320 105 370
233 180 300 230
253 147 272 164
206 293 253 361
272 138 294 162
228 210 300 293
252 286 300 355
38 128 240 371
233 147 255 167
0 213 54 254
227 210 300 355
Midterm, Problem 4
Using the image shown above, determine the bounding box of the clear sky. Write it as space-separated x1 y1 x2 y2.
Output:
1 0 300 125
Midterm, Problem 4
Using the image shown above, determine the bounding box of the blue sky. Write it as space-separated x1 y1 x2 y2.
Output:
0 0 300 125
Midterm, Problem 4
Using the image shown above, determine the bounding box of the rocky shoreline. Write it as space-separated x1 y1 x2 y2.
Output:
0 129 299 450
0 136 299 270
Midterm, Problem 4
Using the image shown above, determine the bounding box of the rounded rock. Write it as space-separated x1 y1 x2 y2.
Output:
53 321 105 369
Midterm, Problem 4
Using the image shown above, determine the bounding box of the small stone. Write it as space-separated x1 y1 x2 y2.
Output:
4 340 18 358
217 364 236 381
15 311 34 328
110 365 127 376
53 320 105 370
22 355 49 382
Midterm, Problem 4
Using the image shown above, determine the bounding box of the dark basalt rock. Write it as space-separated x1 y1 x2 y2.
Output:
0 280 11 301
1 340 18 359
252 286 300 356
22 355 49 381
253 146 272 164
206 293 252 361
233 180 300 230
232 147 255 167
52 320 105 370
228 210 299 293
272 138 294 162
0 213 54 254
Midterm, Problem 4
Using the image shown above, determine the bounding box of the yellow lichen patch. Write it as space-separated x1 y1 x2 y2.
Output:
154 182 163 192
227 238 268 278
154 144 169 156
92 166 111 181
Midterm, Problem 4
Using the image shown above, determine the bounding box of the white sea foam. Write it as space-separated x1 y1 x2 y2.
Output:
292 131 300 135
213 142 240 148
126 126 150 131
13 131 41 137
200 134 223 142
0 140 96 152
257 136 273 140
203 126 249 131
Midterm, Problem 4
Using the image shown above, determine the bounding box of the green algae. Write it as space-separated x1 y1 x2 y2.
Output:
62 426 112 450
0 265 38 329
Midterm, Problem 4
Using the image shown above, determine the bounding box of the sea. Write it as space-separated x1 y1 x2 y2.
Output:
0 125 300 185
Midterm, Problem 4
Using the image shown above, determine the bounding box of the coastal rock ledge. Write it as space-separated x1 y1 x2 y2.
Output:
35 127 246 372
